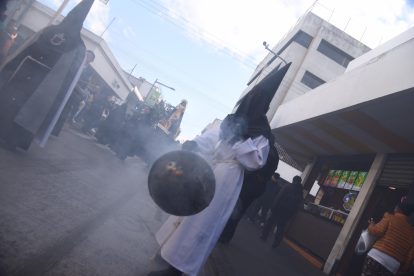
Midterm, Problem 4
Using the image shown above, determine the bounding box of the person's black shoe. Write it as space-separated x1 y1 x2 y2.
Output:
260 234 267 242
147 265 182 276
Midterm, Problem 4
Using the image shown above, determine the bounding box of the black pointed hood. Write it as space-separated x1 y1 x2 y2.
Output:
234 62 291 142
60 0 95 33
40 0 94 52
235 62 291 119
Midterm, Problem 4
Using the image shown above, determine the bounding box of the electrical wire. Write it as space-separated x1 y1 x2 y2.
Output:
108 26 226 96
127 0 259 70
107 39 233 113
142 0 261 66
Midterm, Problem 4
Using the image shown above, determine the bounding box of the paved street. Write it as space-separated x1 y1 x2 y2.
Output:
0 126 324 276
208 220 325 276
0 126 168 276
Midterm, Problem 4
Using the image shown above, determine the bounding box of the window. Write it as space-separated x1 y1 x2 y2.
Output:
301 71 325 89
317 39 354 67
265 30 313 66
293 30 313 48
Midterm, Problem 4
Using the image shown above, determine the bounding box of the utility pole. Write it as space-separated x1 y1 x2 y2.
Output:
262 41 288 65
99 16 115 37
145 78 175 106
128 64 137 81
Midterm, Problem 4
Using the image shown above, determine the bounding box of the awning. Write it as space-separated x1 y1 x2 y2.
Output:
271 29 414 169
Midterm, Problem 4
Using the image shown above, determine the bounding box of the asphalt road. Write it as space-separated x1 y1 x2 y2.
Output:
0 127 168 276
0 126 325 276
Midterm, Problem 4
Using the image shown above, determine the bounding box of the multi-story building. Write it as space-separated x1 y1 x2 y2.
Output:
271 26 414 275
241 12 371 122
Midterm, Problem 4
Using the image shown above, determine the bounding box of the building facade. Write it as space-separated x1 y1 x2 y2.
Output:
271 27 414 275
241 12 370 122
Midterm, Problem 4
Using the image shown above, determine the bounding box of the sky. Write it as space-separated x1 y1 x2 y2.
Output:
39 0 414 140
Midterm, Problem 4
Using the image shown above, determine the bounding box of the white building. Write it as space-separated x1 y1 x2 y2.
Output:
271 26 414 275
124 72 154 99
242 12 371 123
6 0 136 101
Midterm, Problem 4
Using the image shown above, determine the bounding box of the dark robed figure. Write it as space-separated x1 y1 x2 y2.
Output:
219 63 292 244
0 0 94 150
149 63 291 276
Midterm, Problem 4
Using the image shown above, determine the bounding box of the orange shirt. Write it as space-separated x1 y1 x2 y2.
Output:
368 212 414 272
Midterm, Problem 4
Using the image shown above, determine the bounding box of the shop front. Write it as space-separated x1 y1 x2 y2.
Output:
334 154 414 275
286 155 375 263
269 28 414 275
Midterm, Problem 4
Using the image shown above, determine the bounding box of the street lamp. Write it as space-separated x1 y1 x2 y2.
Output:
263 41 288 65
145 78 175 106
153 78 175 91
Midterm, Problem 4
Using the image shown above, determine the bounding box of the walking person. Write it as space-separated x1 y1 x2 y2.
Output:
218 150 279 244
149 63 291 276
249 172 281 224
81 89 109 134
361 200 414 276
261 175 303 248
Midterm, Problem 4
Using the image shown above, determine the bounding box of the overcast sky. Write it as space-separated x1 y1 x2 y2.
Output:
41 0 414 140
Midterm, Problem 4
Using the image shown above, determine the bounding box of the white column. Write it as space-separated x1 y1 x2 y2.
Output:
323 153 386 274
300 160 315 186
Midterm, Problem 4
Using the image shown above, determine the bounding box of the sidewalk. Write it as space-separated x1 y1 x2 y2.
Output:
205 220 325 276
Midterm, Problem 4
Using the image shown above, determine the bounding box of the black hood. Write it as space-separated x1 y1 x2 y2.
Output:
236 62 291 120
234 62 291 142
60 0 95 33
41 0 95 51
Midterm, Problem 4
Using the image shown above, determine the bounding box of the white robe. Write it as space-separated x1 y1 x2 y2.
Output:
155 124 270 275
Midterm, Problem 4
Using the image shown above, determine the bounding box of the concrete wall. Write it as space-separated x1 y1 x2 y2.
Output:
137 80 154 98
347 26 414 72
240 12 370 121
270 31 414 129
10 1 132 100
266 44 309 119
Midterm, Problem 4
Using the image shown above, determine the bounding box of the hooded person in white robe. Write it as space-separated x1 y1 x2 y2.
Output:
149 63 292 276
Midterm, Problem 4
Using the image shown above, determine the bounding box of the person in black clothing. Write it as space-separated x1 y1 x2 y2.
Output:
261 175 303 248
81 90 108 134
256 173 281 224
218 146 279 244
245 172 281 224
95 103 127 146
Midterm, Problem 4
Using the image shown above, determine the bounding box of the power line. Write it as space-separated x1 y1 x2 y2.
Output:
138 0 258 67
108 26 225 95
106 34 233 112
143 0 261 66
127 0 259 70
107 40 233 113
